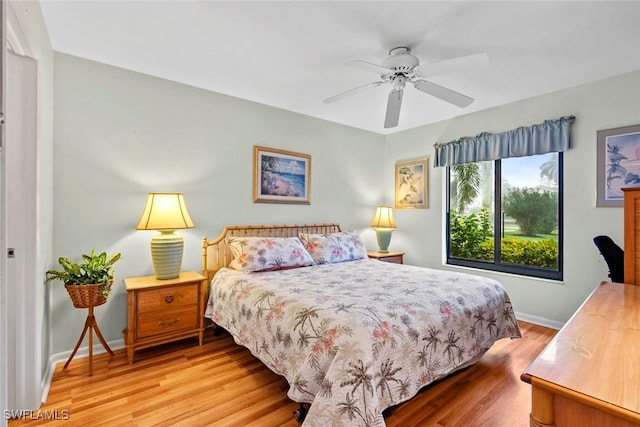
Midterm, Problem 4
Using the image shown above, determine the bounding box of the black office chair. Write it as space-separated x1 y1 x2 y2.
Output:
593 235 624 283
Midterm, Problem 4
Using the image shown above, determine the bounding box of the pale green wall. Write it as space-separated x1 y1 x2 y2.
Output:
385 70 640 324
51 53 386 353
52 54 640 351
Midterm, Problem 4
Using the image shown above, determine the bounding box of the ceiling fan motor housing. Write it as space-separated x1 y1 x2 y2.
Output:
383 47 419 73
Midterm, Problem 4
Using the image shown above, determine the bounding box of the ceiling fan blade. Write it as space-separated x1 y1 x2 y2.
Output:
413 79 474 108
384 89 403 128
346 59 393 75
414 53 489 78
323 81 384 104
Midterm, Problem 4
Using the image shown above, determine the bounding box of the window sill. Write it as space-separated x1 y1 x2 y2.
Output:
442 262 565 286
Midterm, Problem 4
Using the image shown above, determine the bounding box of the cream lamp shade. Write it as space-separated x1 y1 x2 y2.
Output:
136 192 194 279
370 206 397 253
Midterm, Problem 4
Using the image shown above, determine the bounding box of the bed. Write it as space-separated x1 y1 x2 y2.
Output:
202 224 521 427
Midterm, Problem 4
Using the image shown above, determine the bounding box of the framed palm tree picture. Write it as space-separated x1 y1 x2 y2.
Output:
597 124 640 207
395 157 429 209
253 145 311 204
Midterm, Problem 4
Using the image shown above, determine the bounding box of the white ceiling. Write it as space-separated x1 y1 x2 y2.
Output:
39 1 640 135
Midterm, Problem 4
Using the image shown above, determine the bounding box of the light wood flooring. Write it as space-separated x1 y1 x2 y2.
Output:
9 320 555 426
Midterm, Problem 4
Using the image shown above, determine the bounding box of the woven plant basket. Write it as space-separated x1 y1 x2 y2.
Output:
64 281 113 308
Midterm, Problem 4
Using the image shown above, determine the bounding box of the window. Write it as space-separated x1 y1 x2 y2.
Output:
446 152 562 280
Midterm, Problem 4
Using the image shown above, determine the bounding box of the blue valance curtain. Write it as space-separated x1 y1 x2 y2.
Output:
433 115 575 167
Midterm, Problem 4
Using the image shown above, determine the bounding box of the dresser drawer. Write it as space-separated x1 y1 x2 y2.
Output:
136 284 197 313
136 307 198 339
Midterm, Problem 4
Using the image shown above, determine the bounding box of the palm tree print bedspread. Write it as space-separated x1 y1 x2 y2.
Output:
205 259 521 426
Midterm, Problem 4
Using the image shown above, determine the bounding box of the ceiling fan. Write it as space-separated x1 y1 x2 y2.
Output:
323 47 489 128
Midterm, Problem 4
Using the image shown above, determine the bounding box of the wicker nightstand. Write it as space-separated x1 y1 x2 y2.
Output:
367 251 404 264
124 271 207 364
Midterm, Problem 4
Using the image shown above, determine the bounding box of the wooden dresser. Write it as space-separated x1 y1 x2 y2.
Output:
623 187 640 285
521 281 640 426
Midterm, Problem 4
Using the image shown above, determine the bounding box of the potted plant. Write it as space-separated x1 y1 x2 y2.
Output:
45 249 122 308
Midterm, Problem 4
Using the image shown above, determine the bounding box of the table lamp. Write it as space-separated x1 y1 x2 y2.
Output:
136 192 194 279
370 206 397 253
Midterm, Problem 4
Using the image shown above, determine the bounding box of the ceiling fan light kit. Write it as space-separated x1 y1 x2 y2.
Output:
324 47 487 129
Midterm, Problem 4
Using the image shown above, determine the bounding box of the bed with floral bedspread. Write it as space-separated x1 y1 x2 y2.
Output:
205 258 520 427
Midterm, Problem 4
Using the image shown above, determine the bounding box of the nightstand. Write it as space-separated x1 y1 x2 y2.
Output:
124 271 207 364
367 251 404 264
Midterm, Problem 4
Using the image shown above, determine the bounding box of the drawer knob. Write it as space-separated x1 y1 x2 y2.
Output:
165 294 174 304
158 318 180 327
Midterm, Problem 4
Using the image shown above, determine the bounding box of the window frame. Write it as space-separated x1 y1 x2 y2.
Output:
445 152 564 281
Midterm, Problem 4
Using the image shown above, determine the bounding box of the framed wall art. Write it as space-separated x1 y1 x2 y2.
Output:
395 157 429 209
597 124 640 207
253 145 311 204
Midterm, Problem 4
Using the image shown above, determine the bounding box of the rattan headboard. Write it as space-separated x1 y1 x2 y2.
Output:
201 223 341 281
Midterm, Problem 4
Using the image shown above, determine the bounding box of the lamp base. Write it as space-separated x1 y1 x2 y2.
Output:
150 230 183 280
375 228 393 253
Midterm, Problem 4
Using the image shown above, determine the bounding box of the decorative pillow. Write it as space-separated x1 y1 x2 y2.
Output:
298 231 367 264
226 236 316 272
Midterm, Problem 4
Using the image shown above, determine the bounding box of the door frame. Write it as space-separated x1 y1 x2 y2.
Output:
3 1 42 415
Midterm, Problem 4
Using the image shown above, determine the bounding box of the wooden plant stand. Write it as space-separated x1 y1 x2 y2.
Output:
64 283 115 376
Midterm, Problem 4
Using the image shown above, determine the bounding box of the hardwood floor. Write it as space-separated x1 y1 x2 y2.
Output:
9 321 555 426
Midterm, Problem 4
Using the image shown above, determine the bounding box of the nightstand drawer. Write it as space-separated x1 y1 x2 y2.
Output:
367 251 404 264
137 307 198 338
378 255 403 264
136 284 197 313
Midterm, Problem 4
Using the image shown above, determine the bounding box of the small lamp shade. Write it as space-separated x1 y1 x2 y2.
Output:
136 193 194 279
370 206 397 253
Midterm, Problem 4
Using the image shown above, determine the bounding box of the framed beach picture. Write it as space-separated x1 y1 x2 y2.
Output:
253 145 311 204
597 124 640 207
395 157 429 209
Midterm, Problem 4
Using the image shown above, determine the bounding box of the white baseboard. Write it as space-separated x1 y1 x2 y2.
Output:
515 311 564 330
40 339 125 404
